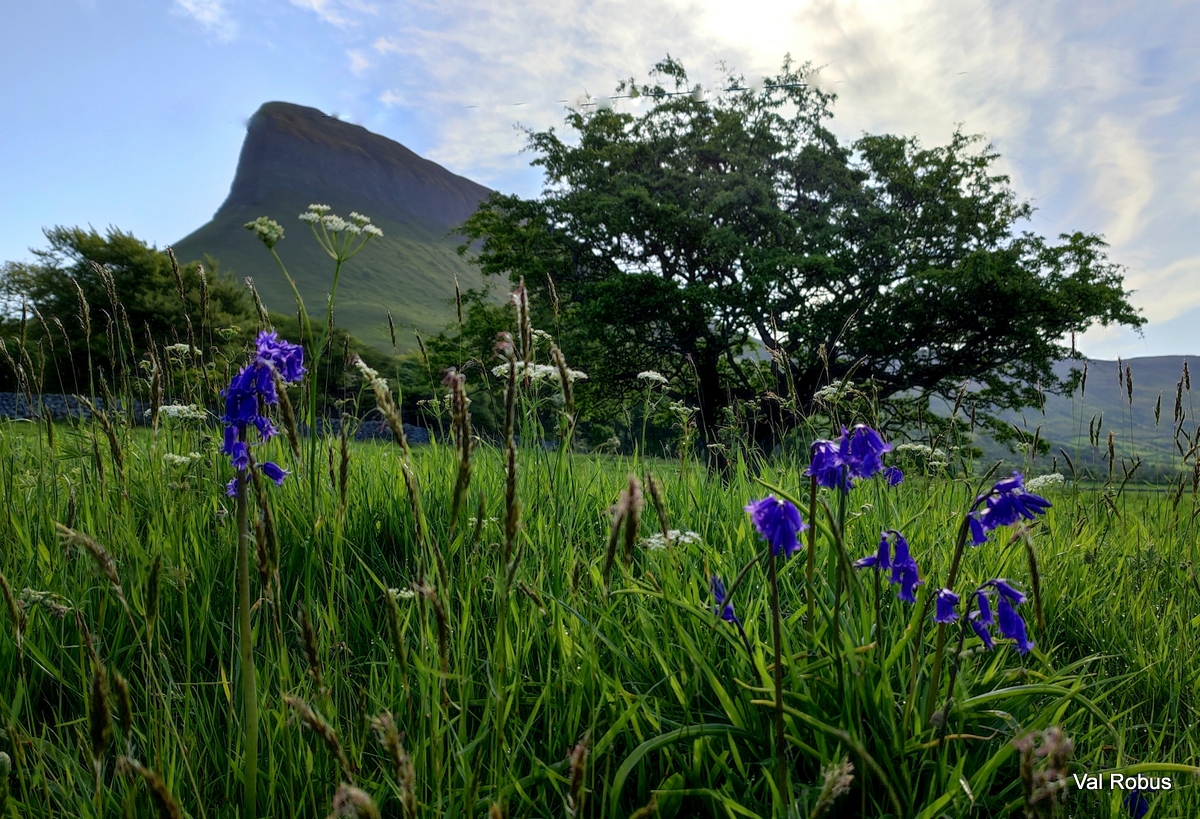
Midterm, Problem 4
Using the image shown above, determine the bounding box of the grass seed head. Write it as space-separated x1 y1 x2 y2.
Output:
57 524 123 600
811 757 854 817
372 712 416 815
621 474 644 564
118 756 184 819
0 572 23 650
329 784 381 819
0 751 10 818
89 660 113 766
566 736 588 816
299 604 325 693
284 694 353 781
111 669 134 750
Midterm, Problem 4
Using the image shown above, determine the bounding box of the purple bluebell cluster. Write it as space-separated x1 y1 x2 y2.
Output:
806 425 902 492
967 472 1052 545
744 495 807 558
222 331 306 495
965 579 1034 654
854 530 922 603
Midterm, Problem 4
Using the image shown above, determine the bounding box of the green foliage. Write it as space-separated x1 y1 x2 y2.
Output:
457 57 1144 447
0 226 252 392
2 420 1200 817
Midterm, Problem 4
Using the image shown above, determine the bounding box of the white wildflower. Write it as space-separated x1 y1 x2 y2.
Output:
389 587 417 600
307 204 332 215
637 370 668 384
360 223 383 238
644 529 702 550
163 343 200 357
1025 473 1066 492
321 214 351 232
348 211 371 225
244 216 284 248
492 361 587 382
298 211 321 223
150 404 208 421
163 452 201 467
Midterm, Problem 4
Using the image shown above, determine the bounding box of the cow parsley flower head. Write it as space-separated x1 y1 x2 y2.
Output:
637 370 668 384
745 495 806 558
244 216 285 249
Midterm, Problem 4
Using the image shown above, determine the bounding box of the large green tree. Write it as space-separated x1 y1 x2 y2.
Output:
458 57 1144 446
0 226 252 393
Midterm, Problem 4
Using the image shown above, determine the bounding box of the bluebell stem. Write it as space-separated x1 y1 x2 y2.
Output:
222 330 304 819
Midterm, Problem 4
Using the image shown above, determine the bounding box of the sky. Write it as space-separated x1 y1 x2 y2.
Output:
2 0 1198 358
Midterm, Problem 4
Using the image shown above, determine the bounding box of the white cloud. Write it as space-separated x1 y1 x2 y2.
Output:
292 0 1200 354
348 49 372 73
290 0 350 26
173 0 236 40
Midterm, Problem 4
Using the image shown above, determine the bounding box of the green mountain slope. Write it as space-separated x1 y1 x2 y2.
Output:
173 102 492 352
988 356 1200 479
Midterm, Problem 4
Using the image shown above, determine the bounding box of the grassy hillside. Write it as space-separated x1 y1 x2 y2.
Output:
986 355 1200 480
173 194 486 353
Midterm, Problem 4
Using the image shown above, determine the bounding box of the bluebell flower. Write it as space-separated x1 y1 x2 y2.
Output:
996 597 1034 654
855 530 920 603
255 330 306 383
968 612 994 649
986 578 1027 605
884 466 904 486
1123 787 1153 818
710 575 739 625
934 588 960 623
853 532 892 571
807 439 849 492
261 461 289 487
222 331 305 491
808 425 896 493
974 589 993 625
889 531 922 603
968 472 1051 544
971 579 1034 654
745 496 807 558
843 424 891 479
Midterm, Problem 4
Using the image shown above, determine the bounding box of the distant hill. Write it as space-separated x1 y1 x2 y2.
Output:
988 355 1200 480
174 102 492 352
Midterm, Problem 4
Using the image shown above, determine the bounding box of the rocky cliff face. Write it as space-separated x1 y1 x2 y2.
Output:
220 102 491 229
174 102 494 352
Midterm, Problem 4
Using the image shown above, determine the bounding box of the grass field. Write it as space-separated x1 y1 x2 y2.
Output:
2 407 1200 818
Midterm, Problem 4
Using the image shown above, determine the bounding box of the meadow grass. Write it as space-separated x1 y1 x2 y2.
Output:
1 413 1199 818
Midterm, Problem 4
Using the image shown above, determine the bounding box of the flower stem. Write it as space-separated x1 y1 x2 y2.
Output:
923 516 971 724
767 549 788 802
805 475 817 637
236 473 259 819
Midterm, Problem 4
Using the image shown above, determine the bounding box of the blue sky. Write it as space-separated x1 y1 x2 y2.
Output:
3 0 1198 358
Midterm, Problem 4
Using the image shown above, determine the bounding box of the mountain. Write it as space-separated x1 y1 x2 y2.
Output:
987 355 1200 480
173 102 493 352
